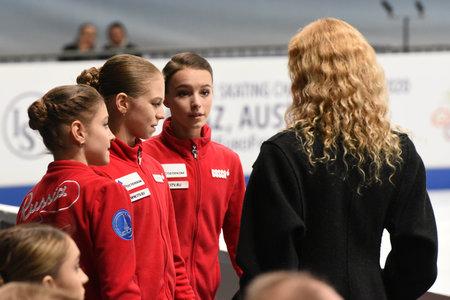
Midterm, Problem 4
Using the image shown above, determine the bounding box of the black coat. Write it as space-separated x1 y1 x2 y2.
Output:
236 130 438 300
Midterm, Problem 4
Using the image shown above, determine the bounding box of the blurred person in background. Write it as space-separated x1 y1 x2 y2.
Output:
16 85 141 300
236 18 438 300
78 54 195 300
143 52 246 300
245 271 343 300
104 22 138 52
0 224 87 300
101 22 141 59
60 23 98 61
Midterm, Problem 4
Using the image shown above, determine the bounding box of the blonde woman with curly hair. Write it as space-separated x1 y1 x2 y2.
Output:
236 18 438 300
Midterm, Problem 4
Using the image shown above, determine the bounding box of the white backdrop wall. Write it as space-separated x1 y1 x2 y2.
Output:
3 54 450 197
1 54 450 295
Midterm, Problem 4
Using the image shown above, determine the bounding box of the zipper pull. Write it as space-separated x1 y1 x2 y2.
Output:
137 149 142 165
192 145 198 159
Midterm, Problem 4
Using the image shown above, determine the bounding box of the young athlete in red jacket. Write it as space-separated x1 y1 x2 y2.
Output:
78 54 195 300
16 85 141 300
143 53 246 300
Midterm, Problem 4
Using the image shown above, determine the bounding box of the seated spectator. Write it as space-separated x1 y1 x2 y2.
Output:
60 22 98 60
102 21 140 57
0 224 88 300
245 271 343 300
0 282 78 300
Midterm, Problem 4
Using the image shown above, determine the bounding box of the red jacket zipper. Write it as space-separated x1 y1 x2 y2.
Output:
138 148 171 298
189 144 201 294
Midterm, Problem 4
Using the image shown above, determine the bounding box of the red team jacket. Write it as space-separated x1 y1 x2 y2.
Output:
16 160 141 300
143 118 246 300
93 138 195 300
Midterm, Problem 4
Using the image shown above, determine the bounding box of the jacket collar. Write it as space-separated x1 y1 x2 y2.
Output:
48 160 91 172
160 117 211 158
110 137 142 163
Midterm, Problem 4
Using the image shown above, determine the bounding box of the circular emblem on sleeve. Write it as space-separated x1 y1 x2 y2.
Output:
112 209 133 240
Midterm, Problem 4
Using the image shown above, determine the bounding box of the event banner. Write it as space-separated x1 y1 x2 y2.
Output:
1 53 450 197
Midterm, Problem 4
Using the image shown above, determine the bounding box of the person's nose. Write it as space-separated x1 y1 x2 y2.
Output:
81 269 89 284
191 93 201 109
156 105 165 120
108 127 115 141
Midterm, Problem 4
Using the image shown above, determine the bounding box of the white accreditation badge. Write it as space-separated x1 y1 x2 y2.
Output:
129 188 151 202
168 181 189 190
162 163 187 178
115 172 145 191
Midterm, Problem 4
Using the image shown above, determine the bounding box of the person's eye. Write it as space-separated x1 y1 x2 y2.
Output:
200 89 210 97
176 90 190 97
103 123 109 128
152 100 162 107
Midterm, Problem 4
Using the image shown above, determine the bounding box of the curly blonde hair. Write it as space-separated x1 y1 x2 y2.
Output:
286 18 402 186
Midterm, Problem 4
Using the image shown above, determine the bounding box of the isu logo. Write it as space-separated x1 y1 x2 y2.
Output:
19 180 81 222
2 92 48 159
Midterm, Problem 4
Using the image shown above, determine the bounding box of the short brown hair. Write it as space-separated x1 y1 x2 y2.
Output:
0 282 78 300
162 52 213 92
0 224 69 285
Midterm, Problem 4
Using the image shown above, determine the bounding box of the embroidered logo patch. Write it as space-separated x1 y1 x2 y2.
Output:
152 173 165 183
112 209 133 240
211 169 230 179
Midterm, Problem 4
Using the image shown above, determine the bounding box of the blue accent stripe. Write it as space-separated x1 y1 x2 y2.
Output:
1 168 449 207
0 185 32 207
426 168 450 190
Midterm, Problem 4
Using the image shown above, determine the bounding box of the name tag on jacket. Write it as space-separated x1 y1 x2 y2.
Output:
168 181 189 189
129 188 151 202
162 163 187 178
115 172 145 191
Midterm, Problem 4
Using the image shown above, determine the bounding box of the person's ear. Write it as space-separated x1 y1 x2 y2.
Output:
42 275 57 287
70 120 87 146
115 92 129 115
